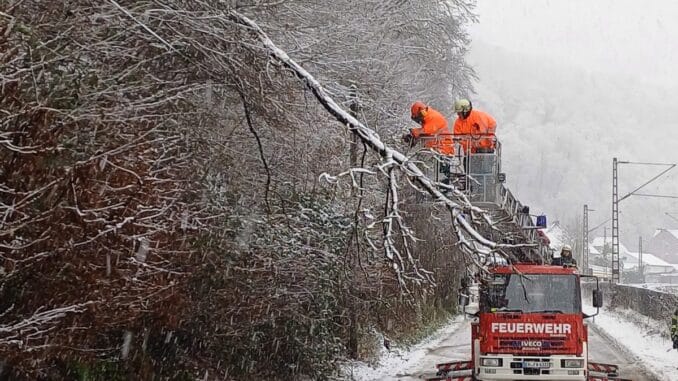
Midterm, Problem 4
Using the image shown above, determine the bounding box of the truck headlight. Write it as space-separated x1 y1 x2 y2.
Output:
481 358 503 367
561 359 584 368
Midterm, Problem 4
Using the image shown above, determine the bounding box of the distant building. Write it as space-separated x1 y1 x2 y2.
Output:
645 229 678 264
589 264 611 281
589 235 678 284
644 272 678 284
588 244 600 257
621 250 674 275
591 236 618 256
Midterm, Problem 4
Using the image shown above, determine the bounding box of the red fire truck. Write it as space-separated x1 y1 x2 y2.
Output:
427 264 628 381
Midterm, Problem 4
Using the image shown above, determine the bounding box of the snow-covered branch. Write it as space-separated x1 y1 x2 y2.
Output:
229 11 511 269
0 303 95 348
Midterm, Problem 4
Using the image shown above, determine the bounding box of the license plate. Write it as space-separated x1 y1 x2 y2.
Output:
523 361 551 368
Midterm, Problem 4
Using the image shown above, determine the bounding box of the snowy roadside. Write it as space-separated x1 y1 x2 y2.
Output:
589 307 676 381
341 315 466 381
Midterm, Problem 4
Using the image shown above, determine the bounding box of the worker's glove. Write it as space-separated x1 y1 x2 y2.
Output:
402 132 413 144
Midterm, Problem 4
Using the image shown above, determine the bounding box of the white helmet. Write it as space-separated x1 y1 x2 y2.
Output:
561 244 572 255
454 99 472 113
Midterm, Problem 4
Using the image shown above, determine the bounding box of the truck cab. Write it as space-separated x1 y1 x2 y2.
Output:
473 264 589 380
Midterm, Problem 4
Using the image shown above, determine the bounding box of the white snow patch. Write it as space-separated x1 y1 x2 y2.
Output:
591 307 678 380
121 330 133 359
342 315 465 380
135 237 149 262
544 222 573 252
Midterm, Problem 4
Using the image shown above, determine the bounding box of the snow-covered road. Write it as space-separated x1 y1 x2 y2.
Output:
375 318 470 381
590 307 677 381
356 316 656 381
587 322 658 381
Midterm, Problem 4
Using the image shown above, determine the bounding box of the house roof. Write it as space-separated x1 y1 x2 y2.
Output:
652 229 678 239
588 243 600 255
591 236 610 247
622 250 673 267
591 236 629 254
544 223 572 251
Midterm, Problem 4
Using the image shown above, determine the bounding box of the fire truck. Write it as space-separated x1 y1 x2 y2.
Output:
410 136 626 380
426 264 627 381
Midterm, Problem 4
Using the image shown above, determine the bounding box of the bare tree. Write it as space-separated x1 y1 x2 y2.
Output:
0 1 482 379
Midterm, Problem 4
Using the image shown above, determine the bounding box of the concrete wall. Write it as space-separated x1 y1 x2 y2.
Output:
583 281 677 329
611 284 678 320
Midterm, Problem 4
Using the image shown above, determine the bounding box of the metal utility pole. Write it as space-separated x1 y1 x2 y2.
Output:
638 236 644 283
612 158 620 283
611 158 676 284
583 205 590 275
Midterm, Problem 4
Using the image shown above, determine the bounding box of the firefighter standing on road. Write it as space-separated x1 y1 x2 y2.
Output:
453 99 497 154
404 101 454 155
551 244 577 267
671 309 678 349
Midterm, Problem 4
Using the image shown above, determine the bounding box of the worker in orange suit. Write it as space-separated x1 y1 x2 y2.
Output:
452 99 497 153
403 101 454 155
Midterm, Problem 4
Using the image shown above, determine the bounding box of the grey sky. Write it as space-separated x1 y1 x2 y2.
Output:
470 0 678 87
467 0 678 246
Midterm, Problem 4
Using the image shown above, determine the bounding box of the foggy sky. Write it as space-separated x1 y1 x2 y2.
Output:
470 0 678 87
468 0 678 248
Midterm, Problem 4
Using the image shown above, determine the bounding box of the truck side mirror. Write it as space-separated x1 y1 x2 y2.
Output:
459 294 470 307
592 289 603 308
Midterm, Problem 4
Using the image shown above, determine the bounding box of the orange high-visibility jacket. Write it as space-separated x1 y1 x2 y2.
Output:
411 108 454 155
453 109 497 152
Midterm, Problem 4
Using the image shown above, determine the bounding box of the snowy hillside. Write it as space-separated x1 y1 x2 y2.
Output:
467 41 678 240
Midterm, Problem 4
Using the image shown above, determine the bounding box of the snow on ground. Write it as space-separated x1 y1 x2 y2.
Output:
343 301 672 380
342 315 465 381
590 306 678 381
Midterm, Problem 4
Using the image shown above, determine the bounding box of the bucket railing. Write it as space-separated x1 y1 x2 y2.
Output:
413 134 550 261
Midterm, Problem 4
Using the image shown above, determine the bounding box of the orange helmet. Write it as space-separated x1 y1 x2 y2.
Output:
411 101 428 120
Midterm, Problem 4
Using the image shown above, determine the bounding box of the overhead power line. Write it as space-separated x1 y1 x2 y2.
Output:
633 193 678 199
619 163 676 202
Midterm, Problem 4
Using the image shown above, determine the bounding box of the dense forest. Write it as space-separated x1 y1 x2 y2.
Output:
0 1 480 379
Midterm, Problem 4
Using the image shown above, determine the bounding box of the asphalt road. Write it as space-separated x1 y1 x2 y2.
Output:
376 318 657 381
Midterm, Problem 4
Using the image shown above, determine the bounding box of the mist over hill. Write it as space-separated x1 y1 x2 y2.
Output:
468 41 678 247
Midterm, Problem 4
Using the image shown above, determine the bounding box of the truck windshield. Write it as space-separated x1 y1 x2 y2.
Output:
480 274 581 314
